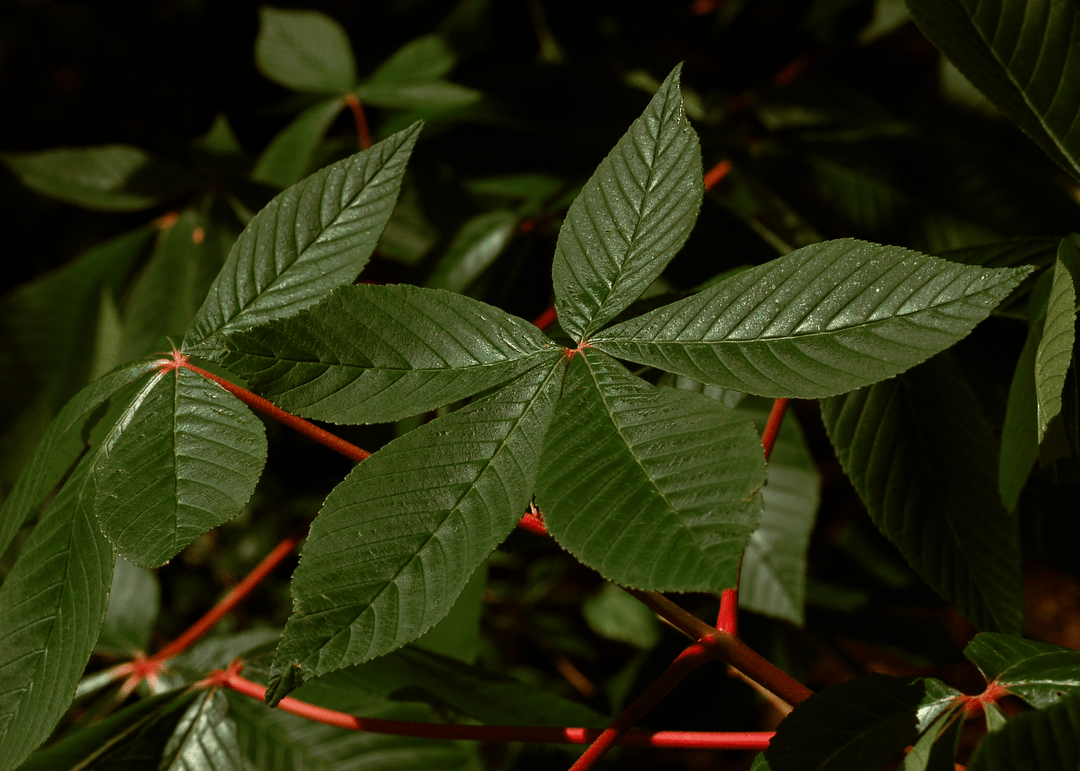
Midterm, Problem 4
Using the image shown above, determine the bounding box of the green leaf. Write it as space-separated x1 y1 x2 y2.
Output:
215 284 556 424
183 122 420 350
413 564 485 663
821 354 1024 633
369 35 457 84
95 555 160 656
255 7 356 94
552 63 703 340
0 461 114 771
964 633 1080 708
1035 253 1078 444
968 691 1080 771
999 326 1039 511
582 583 661 649
535 350 765 592
596 239 1030 398
354 81 481 111
1 145 197 211
93 366 267 568
426 209 519 292
159 688 243 771
906 0 1080 180
0 360 158 558
268 358 563 698
252 98 346 189
901 705 963 771
764 674 961 771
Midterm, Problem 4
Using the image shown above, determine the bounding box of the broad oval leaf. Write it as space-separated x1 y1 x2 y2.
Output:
821 353 1023 633
907 0 1080 181
268 357 563 696
215 284 557 424
252 98 346 190
968 691 1080 771
0 460 114 771
535 350 765 592
93 366 267 568
595 239 1031 398
964 633 1080 709
255 7 356 95
183 122 421 350
552 63 703 340
1035 254 1077 444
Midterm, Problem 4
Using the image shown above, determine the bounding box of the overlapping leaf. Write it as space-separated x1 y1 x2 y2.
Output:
0 461 114 771
595 239 1030 398
92 366 267 568
821 354 1023 633
269 358 563 698
1035 254 1078 444
183 123 420 350
552 64 702 340
535 350 765 592
255 7 356 95
215 284 555 424
968 691 1080 771
965 633 1080 708
907 0 1080 181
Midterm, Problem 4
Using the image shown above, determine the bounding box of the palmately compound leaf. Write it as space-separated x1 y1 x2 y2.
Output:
821 353 1023 633
268 356 563 701
595 239 1030 398
183 122 421 351
255 7 356 95
1035 253 1078 445
968 692 1080 771
764 674 961 771
907 0 1080 181
964 633 1080 709
552 63 702 341
215 284 557 424
535 349 765 593
92 365 267 568
0 460 114 771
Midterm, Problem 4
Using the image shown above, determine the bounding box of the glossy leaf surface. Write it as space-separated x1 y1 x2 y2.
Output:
216 284 555 424
255 7 356 94
821 354 1023 633
536 350 765 592
596 239 1030 398
965 633 1080 708
184 123 420 349
552 64 702 340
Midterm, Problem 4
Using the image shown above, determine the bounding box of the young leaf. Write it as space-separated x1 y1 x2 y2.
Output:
1035 254 1078 444
968 691 1080 771
764 674 961 771
93 366 267 568
0 461 114 771
821 354 1024 633
183 122 421 350
535 350 765 593
159 688 243 771
552 63 703 340
595 239 1031 398
214 284 557 424
1 145 197 211
964 633 1080 708
268 358 563 699
252 98 346 189
907 0 1080 181
255 7 356 95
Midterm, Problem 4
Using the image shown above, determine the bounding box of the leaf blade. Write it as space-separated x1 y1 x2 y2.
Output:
255 7 356 94
1035 254 1078 444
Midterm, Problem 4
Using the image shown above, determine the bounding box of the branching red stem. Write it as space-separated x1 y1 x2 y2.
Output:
344 93 372 150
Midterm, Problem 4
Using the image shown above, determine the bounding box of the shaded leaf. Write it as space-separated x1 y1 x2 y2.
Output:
596 239 1029 398
355 81 481 111
900 705 963 771
413 564 485 664
964 633 1080 708
0 461 114 771
369 35 457 84
93 366 267 568
426 210 519 292
583 583 660 649
968 691 1080 771
907 0 1080 180
552 64 702 340
95 555 160 656
253 98 346 189
255 7 356 94
536 350 765 592
160 688 243 771
1035 253 1078 444
269 359 563 698
821 354 1023 633
1 145 197 211
999 326 1039 511
184 123 421 350
215 284 555 424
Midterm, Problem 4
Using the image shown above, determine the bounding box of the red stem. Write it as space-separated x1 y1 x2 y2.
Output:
344 93 372 150
761 397 789 462
703 159 732 191
518 511 549 536
533 306 558 331
217 667 772 750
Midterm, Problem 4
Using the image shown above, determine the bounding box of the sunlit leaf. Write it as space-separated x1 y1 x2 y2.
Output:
255 7 356 95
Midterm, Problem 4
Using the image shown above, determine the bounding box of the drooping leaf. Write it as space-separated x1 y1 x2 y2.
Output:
968 691 1080 771
1 145 197 211
426 209 519 292
1035 253 1078 444
252 98 346 189
535 349 765 592
93 365 267 568
964 633 1080 708
159 688 243 771
214 284 556 424
551 63 703 340
268 358 563 700
0 461 114 771
764 674 961 771
596 239 1030 398
999 327 1039 511
255 7 356 95
906 0 1080 181
821 353 1024 633
183 122 421 350
95 555 161 656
